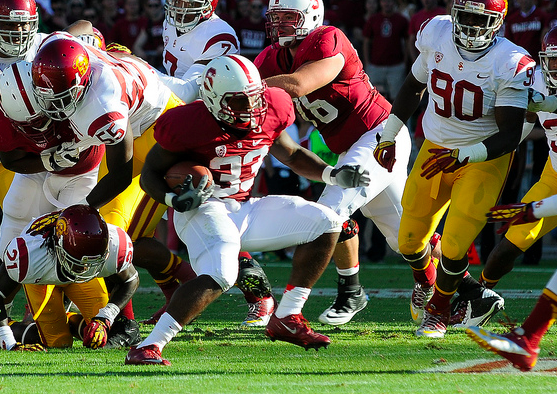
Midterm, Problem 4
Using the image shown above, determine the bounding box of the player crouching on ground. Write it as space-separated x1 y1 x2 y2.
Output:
125 54 369 365
0 205 138 351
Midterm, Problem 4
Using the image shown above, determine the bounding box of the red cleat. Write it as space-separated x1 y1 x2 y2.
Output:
265 313 330 350
125 344 171 366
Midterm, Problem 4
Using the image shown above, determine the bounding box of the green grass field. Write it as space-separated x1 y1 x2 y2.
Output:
2 255 557 393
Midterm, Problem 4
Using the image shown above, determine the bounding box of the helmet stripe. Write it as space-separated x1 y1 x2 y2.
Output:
229 54 253 83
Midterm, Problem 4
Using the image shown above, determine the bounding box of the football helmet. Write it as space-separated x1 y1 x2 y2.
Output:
0 61 56 147
54 204 109 283
451 0 507 51
540 27 557 90
77 27 106 51
200 54 267 131
164 0 218 33
0 0 39 58
266 0 324 48
32 37 92 121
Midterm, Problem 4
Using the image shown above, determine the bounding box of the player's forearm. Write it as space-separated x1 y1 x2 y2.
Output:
390 73 426 123
106 275 139 311
0 152 45 174
482 106 525 160
86 162 133 209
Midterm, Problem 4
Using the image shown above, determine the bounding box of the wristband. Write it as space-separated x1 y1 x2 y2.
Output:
457 143 488 163
321 166 335 185
532 195 557 219
0 325 16 350
95 303 120 326
165 192 177 207
521 121 535 143
381 114 405 142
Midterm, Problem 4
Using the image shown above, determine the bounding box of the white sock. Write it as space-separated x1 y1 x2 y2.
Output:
139 312 182 351
337 264 359 276
275 286 311 318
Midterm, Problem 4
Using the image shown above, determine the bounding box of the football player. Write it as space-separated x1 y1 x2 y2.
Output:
373 0 535 338
144 0 276 328
0 205 137 350
255 0 411 325
125 54 369 365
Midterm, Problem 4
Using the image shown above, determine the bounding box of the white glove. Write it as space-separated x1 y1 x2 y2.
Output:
41 142 80 172
528 89 557 113
322 165 371 188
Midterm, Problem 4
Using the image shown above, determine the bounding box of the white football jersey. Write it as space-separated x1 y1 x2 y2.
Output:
0 32 47 71
415 16 535 148
3 223 133 285
162 14 239 79
532 68 557 172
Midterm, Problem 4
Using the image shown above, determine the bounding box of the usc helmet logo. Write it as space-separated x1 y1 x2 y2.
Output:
56 216 68 236
73 54 89 77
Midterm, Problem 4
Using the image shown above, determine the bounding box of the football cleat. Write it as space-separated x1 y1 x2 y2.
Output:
450 287 505 328
140 304 167 325
106 316 142 349
265 313 331 350
318 285 368 326
125 344 171 366
415 307 450 338
242 295 276 327
236 257 273 299
410 282 434 325
466 326 539 371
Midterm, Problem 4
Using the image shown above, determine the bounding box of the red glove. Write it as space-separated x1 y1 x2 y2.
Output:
486 202 538 234
83 317 111 349
10 342 47 351
373 140 396 172
420 148 469 179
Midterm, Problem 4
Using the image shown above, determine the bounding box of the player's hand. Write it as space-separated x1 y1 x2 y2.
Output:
486 202 538 234
83 317 111 349
373 138 397 172
329 165 370 188
528 88 557 113
420 148 469 179
10 342 47 352
41 142 80 172
171 174 215 213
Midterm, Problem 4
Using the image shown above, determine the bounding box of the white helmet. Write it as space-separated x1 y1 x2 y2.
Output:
451 0 507 51
540 27 557 89
164 0 218 33
266 0 324 48
200 54 267 132
0 61 55 146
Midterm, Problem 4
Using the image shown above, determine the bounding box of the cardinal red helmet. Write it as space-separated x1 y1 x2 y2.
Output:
451 0 507 50
0 61 57 148
266 0 324 48
540 27 557 89
54 204 109 283
164 0 218 33
200 54 267 132
31 37 92 121
0 0 38 58
77 27 106 51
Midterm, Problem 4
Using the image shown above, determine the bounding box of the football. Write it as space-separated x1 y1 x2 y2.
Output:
164 161 213 194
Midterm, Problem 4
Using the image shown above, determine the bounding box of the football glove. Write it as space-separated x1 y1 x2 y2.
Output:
10 342 47 352
83 317 111 349
486 202 538 234
373 139 396 172
420 148 469 179
170 174 214 213
41 142 80 172
324 165 371 188
528 88 557 113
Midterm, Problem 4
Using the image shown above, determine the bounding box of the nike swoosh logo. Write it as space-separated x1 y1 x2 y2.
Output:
253 139 262 146
477 73 489 79
280 321 297 334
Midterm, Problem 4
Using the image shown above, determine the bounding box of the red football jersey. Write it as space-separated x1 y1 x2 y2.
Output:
0 112 104 176
255 26 391 154
154 86 295 202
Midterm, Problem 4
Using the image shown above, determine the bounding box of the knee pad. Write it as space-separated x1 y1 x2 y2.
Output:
338 219 359 243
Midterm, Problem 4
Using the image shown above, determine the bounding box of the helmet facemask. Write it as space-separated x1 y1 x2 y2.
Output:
0 12 38 57
34 72 91 121
540 49 557 90
55 239 108 283
165 0 214 33
266 10 306 48
452 5 503 51
217 83 268 131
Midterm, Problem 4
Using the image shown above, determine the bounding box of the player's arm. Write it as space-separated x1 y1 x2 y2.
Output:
64 19 94 36
270 131 369 188
482 105 525 160
84 123 134 209
264 54 345 98
0 150 45 174
104 265 139 312
140 143 186 205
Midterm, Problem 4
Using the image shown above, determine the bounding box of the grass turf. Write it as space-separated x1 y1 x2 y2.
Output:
2 256 557 393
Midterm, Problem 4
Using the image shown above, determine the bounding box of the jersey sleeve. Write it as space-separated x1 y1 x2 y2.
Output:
265 87 296 137
415 15 448 54
100 224 133 277
495 49 536 108
196 24 240 63
154 104 205 152
298 26 343 62
3 237 30 283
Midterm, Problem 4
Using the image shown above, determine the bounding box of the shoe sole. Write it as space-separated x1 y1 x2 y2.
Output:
237 273 273 298
415 329 445 338
125 358 171 366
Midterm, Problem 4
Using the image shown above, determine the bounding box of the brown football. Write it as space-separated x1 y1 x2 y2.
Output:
164 161 213 194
